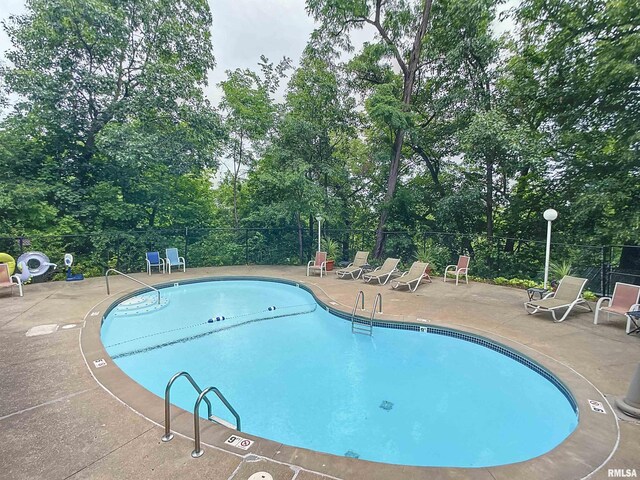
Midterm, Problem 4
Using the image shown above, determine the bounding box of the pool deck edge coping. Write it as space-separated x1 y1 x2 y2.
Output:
83 272 620 480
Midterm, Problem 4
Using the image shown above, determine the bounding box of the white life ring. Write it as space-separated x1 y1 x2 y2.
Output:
16 252 57 277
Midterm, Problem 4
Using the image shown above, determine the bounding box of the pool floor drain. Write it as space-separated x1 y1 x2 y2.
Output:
380 400 394 411
344 450 360 458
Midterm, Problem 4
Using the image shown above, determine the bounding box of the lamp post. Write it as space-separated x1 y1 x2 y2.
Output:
315 215 323 252
543 208 558 290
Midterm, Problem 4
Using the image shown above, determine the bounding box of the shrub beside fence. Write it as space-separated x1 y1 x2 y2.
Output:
0 229 638 296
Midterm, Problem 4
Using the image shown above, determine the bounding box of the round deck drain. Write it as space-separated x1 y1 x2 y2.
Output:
247 473 273 480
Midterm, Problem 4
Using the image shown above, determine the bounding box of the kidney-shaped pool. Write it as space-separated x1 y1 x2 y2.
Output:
101 279 578 467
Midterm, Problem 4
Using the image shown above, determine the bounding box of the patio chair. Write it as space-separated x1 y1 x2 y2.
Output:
362 258 400 285
444 255 470 285
524 275 592 322
594 282 640 333
146 251 165 275
165 248 186 274
391 261 431 292
307 251 327 277
0 263 22 297
336 251 370 280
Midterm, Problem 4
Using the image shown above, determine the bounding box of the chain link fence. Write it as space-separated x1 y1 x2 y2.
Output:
1 229 638 296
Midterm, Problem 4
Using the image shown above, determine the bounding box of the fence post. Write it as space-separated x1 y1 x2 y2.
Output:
245 229 249 265
601 245 612 296
115 234 121 271
184 228 188 265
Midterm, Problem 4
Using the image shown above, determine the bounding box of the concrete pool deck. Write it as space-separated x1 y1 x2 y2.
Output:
0 265 638 480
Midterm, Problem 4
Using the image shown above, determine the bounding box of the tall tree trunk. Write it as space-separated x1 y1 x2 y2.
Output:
373 130 405 257
373 0 433 258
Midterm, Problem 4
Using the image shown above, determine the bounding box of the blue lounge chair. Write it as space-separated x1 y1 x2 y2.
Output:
165 248 186 273
146 251 165 275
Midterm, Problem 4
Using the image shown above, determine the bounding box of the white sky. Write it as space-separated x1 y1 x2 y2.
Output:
0 0 319 106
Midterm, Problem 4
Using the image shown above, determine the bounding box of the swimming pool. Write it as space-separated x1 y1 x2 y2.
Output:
101 278 578 468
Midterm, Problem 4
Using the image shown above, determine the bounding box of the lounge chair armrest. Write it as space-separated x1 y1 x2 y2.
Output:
307 260 314 267
179 256 185 263
11 274 21 286
146 259 151 267
630 303 640 312
595 296 611 309
542 291 555 299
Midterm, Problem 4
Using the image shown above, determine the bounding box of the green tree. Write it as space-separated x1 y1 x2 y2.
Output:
307 0 434 257
1 0 221 234
218 57 289 227
505 0 640 245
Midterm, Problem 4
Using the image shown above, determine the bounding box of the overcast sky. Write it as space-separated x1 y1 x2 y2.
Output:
0 1 322 106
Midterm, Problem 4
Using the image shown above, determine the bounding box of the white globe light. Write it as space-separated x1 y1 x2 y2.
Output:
543 209 558 222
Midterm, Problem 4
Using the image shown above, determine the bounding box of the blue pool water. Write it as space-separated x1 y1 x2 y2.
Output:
101 279 578 467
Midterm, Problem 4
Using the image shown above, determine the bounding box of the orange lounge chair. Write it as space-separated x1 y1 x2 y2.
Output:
444 255 470 285
0 263 23 297
594 282 640 333
307 251 327 277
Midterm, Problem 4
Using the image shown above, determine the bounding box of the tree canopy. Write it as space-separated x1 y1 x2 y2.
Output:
1 0 638 280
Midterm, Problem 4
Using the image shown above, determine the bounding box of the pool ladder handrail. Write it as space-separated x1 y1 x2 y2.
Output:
105 268 161 305
162 371 213 442
192 386 241 458
351 291 380 336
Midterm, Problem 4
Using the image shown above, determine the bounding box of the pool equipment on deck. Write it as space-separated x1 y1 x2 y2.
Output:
616 363 640 418
64 254 84 281
14 261 32 284
16 252 57 278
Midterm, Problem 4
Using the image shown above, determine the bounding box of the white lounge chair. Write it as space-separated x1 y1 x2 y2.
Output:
165 248 186 274
391 261 431 292
362 258 400 285
594 282 640 333
444 255 470 285
307 251 327 277
336 251 369 280
524 275 592 322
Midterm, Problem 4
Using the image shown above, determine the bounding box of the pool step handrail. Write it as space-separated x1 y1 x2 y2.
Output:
351 291 378 336
351 290 365 333
162 371 213 442
105 268 161 305
192 386 241 458
371 293 383 322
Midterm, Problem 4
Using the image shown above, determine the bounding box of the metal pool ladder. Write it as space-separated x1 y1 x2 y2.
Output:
105 268 161 304
162 371 241 458
351 291 381 336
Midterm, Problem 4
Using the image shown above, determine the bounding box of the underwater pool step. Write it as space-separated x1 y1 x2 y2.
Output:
113 295 170 317
208 414 237 430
